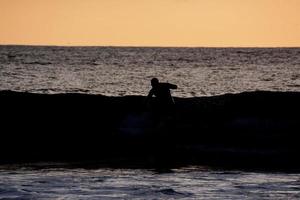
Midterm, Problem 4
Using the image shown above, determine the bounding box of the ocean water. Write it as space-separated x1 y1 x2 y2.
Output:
0 165 300 200
1 46 300 199
0 46 299 97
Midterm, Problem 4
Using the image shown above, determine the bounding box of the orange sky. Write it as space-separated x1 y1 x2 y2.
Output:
0 0 300 47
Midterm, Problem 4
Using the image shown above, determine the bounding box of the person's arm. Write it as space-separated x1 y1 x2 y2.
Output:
168 83 177 90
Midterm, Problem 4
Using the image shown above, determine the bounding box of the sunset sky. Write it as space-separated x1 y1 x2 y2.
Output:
0 0 300 47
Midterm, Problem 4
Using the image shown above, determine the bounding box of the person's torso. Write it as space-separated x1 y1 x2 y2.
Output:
152 83 173 102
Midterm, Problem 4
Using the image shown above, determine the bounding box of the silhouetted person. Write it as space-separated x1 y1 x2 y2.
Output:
145 78 177 112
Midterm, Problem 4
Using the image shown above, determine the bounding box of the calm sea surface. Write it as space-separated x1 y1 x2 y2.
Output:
1 46 300 199
0 46 299 97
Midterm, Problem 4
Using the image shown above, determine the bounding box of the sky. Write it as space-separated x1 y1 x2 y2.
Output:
0 0 300 47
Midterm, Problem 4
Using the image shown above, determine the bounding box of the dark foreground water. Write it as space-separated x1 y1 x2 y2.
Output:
0 165 300 200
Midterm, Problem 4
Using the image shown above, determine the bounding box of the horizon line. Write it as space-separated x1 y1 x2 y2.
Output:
1 43 300 48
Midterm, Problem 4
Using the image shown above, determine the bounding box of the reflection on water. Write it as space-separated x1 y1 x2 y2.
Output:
0 46 300 97
0 165 300 199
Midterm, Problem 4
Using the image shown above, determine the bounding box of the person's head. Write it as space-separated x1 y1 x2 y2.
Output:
151 78 159 87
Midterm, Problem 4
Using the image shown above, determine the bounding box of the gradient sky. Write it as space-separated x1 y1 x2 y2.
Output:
0 0 300 47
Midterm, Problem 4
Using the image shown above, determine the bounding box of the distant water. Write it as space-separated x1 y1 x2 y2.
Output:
0 45 299 97
0 165 300 200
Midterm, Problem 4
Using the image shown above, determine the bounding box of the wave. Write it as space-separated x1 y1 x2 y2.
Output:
22 61 52 65
1 90 300 169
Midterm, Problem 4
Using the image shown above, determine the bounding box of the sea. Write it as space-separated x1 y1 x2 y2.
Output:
0 45 300 199
0 46 299 96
